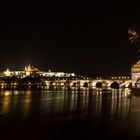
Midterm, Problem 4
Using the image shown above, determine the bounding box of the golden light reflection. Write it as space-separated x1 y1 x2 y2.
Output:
4 91 11 96
22 91 32 118
1 91 12 114
25 90 32 95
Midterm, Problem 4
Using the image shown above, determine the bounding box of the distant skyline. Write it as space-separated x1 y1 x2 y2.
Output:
0 6 140 76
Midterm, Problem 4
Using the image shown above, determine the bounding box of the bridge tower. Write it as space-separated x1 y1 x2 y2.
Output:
131 60 140 87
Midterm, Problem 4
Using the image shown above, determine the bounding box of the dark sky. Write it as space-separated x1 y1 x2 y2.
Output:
0 5 140 76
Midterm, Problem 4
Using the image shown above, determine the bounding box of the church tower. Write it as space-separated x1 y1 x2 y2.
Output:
25 64 32 76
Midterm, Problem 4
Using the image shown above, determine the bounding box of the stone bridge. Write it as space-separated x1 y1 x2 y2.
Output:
45 79 132 89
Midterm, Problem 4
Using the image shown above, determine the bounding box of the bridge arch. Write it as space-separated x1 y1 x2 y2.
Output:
83 82 88 87
72 82 77 87
111 82 119 89
96 82 102 88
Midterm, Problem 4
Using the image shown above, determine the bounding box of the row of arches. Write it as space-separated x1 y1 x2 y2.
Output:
70 82 132 88
45 80 132 89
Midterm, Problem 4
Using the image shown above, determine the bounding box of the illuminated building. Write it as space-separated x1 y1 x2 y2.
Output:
131 60 140 87
3 64 76 78
3 68 24 77
4 68 11 77
25 64 32 76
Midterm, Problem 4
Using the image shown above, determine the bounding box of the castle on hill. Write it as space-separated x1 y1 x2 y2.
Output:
3 64 75 78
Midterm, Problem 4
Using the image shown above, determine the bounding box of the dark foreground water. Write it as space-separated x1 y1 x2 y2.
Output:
0 89 140 139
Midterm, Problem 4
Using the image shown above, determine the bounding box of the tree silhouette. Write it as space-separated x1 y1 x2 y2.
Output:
128 28 140 52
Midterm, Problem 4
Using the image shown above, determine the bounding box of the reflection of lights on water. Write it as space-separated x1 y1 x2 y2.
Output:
96 91 102 95
4 91 11 96
71 87 78 90
107 87 111 90
125 88 131 93
25 91 32 95
92 87 96 90
13 86 17 89
119 90 122 94
111 88 115 91
2 91 18 96
119 88 123 92
124 93 127 97
62 86 65 89
13 91 18 95
96 88 102 91
2 97 10 114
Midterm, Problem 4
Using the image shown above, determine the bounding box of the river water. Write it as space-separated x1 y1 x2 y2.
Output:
0 89 140 139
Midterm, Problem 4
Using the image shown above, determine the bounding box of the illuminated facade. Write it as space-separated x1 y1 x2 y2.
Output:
3 64 76 78
4 68 24 77
131 60 140 87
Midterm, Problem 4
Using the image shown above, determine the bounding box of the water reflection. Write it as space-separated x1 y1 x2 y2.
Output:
0 89 132 118
1 89 140 139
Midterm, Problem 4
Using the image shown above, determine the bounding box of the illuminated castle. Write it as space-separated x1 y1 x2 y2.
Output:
25 64 32 72
3 64 75 78
24 64 39 76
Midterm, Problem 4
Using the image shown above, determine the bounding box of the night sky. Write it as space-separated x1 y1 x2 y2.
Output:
0 5 140 76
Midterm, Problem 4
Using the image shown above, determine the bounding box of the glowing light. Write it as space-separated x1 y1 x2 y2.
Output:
71 73 75 76
28 82 31 85
70 83 73 86
45 81 50 86
4 68 11 77
4 91 11 96
14 83 17 85
61 83 64 86
52 83 56 86
1 83 5 86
